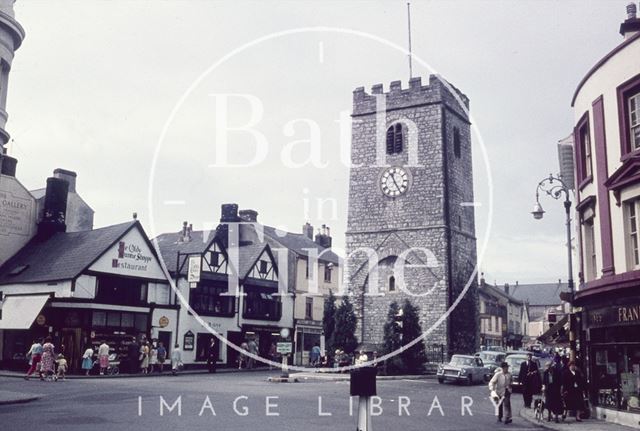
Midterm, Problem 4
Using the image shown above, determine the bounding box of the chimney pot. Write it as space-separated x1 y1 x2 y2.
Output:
628 2 637 19
132 212 137 220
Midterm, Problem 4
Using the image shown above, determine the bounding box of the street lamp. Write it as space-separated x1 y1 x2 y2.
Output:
532 174 576 361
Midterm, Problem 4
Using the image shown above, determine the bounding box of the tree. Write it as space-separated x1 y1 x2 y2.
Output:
322 289 337 354
332 295 358 354
400 299 427 374
382 301 404 374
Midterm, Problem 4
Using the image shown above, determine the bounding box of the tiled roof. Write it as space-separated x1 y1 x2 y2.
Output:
154 223 340 278
509 282 568 306
262 226 340 264
479 283 523 305
0 221 137 285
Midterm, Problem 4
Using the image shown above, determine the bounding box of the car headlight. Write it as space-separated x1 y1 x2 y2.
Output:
460 369 467 375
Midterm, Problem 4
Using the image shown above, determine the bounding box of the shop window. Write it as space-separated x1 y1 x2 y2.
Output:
584 218 597 281
617 73 640 156
121 312 134 328
625 199 640 269
107 312 121 327
189 283 235 316
135 314 148 332
92 311 106 327
305 297 313 320
386 123 404 155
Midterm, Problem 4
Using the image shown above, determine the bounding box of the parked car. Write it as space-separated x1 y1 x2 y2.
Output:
505 353 541 390
437 355 489 385
475 351 506 374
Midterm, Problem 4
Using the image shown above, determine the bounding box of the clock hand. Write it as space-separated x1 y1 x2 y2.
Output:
390 173 400 191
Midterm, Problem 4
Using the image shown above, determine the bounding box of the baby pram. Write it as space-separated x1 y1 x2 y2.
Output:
93 353 120 375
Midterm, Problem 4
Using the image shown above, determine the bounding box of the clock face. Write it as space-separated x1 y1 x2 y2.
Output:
380 167 409 197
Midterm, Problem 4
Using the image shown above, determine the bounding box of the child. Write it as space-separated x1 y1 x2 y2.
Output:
55 353 68 381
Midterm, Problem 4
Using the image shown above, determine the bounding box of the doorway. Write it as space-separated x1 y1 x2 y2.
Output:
61 328 81 371
158 331 172 358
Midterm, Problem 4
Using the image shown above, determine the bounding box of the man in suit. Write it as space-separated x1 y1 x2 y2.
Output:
519 353 541 408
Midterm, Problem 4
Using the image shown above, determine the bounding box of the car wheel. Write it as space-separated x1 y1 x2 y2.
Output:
438 378 444 384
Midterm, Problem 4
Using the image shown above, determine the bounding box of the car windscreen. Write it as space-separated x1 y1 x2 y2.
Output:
450 356 475 367
505 356 526 370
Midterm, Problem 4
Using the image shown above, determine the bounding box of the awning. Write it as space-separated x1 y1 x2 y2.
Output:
0 294 49 329
537 315 569 343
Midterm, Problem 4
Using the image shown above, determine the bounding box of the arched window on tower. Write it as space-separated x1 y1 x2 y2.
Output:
389 276 396 292
386 123 404 154
453 127 461 159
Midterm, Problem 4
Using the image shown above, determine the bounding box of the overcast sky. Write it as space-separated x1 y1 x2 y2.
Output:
4 0 631 284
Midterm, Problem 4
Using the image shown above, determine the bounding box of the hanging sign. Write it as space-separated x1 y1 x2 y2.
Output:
183 331 195 351
187 256 202 283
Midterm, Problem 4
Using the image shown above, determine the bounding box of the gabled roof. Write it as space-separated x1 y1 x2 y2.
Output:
510 282 568 306
154 230 215 273
479 283 523 305
0 221 138 285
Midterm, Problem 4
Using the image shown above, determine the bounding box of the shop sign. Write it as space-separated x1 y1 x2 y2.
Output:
587 302 640 327
111 241 153 273
187 256 202 283
158 316 169 328
183 330 195 351
0 189 33 237
276 342 292 354
35 314 46 326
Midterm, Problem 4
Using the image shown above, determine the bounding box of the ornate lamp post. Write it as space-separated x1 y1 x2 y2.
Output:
532 174 576 361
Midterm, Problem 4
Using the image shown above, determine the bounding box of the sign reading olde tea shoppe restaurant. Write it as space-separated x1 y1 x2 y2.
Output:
587 302 640 327
88 227 166 279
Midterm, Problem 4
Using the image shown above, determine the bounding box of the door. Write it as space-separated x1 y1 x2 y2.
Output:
158 331 172 359
61 328 81 371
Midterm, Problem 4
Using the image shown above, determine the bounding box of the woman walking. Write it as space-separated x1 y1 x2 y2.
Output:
171 344 182 376
562 361 586 422
543 356 564 423
81 345 94 376
97 340 110 376
24 338 43 380
139 341 150 374
41 337 56 381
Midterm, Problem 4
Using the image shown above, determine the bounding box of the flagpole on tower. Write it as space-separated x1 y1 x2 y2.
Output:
407 2 413 79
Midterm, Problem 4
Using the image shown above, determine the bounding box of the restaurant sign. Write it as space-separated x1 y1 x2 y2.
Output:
587 302 640 328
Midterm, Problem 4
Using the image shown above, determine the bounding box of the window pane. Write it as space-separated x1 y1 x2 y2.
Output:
135 314 147 331
121 312 134 328
92 311 106 327
107 312 121 327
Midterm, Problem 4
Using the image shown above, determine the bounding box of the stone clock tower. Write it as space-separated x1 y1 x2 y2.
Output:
345 75 478 355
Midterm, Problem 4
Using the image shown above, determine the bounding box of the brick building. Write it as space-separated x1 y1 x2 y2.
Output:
345 75 478 355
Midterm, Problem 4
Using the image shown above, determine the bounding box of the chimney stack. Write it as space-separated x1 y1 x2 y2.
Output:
239 209 258 223
38 177 69 238
302 222 314 239
314 224 332 248
0 154 17 177
620 3 640 39
220 204 240 222
53 168 77 193
504 283 510 295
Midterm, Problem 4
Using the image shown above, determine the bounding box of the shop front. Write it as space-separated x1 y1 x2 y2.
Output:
582 298 640 424
294 319 322 366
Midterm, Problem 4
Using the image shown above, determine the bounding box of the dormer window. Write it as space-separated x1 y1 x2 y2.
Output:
386 123 404 154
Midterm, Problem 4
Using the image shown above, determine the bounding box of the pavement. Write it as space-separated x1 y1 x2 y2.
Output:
520 405 638 431
0 366 271 379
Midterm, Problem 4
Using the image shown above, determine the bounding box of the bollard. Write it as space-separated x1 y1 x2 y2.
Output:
350 366 377 431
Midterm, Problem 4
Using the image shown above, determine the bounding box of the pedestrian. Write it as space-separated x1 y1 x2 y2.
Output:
171 344 182 376
239 341 249 369
247 338 258 369
55 353 67 381
562 361 586 422
543 356 564 423
207 338 217 373
139 341 150 374
488 361 513 424
518 353 541 408
98 340 110 376
81 345 94 376
268 342 278 369
149 343 158 373
24 338 43 380
41 337 56 381
156 342 167 373
127 336 140 374
310 343 321 367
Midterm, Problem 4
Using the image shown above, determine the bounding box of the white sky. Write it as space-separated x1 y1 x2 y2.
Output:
4 0 631 284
